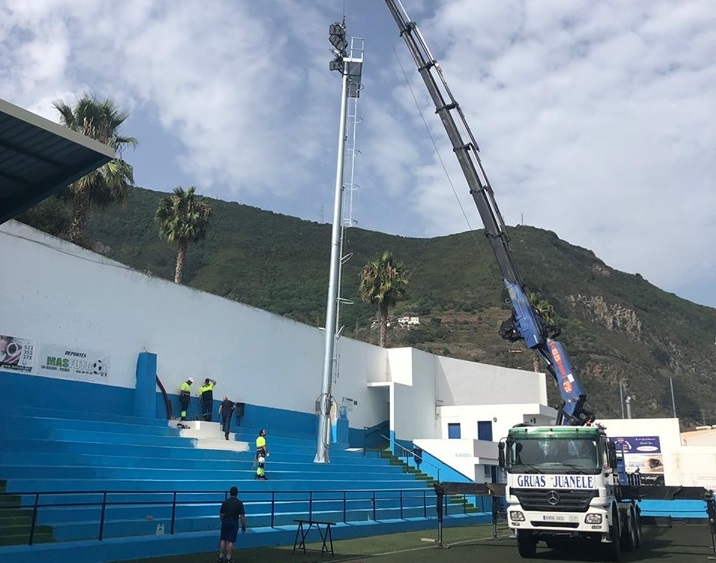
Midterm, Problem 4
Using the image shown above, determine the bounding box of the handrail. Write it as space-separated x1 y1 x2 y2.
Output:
155 375 173 420
0 486 481 546
381 433 441 482
362 422 389 455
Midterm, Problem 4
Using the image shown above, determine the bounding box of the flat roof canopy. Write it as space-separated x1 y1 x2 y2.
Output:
0 98 115 225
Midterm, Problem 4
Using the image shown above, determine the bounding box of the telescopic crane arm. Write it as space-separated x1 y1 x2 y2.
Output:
384 0 594 425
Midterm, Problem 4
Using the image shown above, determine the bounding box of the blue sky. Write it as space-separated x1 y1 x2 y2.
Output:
2 0 715 308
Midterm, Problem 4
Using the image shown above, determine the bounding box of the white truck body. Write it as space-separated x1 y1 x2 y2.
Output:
501 425 640 561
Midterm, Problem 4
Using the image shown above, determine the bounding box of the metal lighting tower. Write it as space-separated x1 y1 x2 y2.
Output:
315 22 363 463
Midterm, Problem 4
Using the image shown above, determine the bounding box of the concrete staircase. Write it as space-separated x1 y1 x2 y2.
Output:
377 450 482 514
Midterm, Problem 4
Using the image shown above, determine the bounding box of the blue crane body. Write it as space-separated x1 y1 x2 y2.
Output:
383 0 593 426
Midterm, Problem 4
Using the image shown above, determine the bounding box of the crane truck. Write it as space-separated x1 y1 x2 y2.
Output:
383 1 642 559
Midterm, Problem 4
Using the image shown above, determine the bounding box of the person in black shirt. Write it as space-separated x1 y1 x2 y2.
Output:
218 486 246 563
413 446 423 471
218 397 235 440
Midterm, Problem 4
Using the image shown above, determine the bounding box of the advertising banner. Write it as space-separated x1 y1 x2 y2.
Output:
0 335 35 372
1 333 110 382
37 343 110 382
611 435 664 486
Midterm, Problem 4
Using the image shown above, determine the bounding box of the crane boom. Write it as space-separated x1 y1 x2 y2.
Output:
384 0 593 425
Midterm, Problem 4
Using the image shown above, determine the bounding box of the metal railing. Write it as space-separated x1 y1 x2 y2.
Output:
0 486 480 546
381 434 441 482
362 423 389 454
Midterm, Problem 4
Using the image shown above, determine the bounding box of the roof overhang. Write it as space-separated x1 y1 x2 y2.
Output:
0 98 115 225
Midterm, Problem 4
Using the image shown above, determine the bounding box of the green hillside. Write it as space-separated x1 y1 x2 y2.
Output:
19 187 716 427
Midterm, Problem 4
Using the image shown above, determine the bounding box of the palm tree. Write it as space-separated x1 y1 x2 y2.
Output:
359 251 409 347
53 94 137 244
155 187 212 284
529 292 560 338
528 292 560 371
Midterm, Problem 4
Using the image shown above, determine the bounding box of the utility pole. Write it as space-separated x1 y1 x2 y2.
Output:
669 377 677 418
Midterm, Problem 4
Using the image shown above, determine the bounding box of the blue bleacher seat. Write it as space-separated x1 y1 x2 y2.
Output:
0 406 489 563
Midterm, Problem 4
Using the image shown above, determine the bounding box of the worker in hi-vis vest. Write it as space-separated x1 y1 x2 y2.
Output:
200 378 217 422
255 429 269 480
178 378 194 427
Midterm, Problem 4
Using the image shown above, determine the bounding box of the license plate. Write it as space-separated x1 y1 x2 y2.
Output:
542 515 578 522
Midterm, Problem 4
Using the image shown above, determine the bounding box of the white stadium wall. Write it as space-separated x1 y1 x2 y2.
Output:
438 403 557 442
0 221 389 429
435 355 549 406
599 417 716 489
390 348 440 442
1 220 551 450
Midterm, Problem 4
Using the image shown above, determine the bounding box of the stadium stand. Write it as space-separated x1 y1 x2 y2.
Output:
0 404 489 563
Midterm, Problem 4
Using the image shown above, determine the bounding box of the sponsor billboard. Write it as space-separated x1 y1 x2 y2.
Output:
1 333 109 382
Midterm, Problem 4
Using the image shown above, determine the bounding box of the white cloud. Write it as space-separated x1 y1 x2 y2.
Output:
370 0 716 302
2 0 715 306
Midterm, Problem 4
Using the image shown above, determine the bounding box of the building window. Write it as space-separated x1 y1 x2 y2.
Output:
477 420 493 441
484 464 492 477
447 423 461 439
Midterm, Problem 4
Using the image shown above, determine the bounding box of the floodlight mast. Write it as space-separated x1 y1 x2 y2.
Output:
315 22 363 464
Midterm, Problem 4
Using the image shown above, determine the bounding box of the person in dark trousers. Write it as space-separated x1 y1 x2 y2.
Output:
218 396 235 440
178 378 194 428
200 378 217 421
218 486 246 563
255 429 269 479
413 446 423 471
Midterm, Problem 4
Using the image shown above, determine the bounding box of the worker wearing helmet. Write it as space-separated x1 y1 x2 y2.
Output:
178 378 194 427
255 429 269 480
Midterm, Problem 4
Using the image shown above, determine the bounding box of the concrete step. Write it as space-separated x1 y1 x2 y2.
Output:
3 414 176 437
0 405 167 428
0 451 400 473
7 477 428 494
0 460 406 479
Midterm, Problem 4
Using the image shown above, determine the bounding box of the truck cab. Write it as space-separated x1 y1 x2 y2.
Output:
500 424 639 560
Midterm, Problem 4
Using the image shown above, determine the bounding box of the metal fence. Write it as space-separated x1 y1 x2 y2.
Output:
0 486 480 546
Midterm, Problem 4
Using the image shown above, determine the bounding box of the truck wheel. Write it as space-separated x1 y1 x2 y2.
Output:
620 508 637 552
517 530 538 558
633 507 642 548
604 510 621 562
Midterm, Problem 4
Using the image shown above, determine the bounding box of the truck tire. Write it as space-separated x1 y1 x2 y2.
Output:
620 508 637 552
517 530 538 558
634 506 642 548
604 509 621 562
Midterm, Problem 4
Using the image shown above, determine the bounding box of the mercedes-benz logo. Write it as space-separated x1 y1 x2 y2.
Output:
546 491 560 506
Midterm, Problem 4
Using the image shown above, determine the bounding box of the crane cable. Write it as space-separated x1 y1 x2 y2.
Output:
390 39 496 279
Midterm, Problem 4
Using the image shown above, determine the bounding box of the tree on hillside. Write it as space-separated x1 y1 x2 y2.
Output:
16 197 70 237
155 186 212 284
359 251 409 348
53 94 137 244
